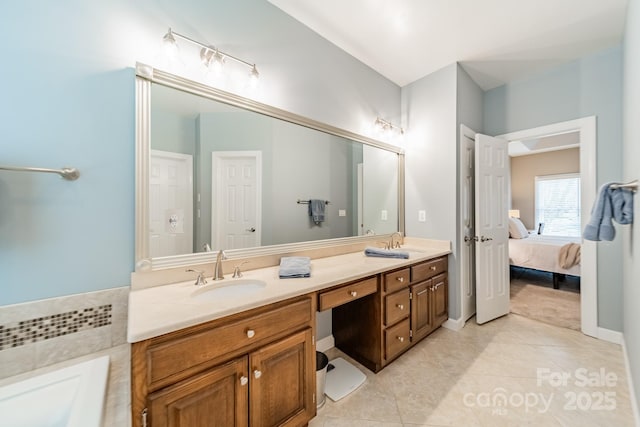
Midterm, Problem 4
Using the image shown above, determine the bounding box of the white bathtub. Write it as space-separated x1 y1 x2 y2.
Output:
0 355 110 427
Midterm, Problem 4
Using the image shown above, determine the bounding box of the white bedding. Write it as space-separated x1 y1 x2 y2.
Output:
509 234 581 277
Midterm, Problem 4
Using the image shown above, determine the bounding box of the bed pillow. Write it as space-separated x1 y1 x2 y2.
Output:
508 217 529 239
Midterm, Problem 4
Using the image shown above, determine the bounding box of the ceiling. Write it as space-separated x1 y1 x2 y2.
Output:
268 0 629 90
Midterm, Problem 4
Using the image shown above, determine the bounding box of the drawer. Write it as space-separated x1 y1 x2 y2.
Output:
384 268 410 293
147 297 312 388
318 276 377 311
384 318 411 361
384 289 410 326
411 256 447 283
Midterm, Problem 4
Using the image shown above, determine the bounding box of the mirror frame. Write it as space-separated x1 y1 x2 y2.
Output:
135 62 405 272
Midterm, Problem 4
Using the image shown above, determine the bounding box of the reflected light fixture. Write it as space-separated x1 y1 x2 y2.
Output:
162 28 259 85
374 117 404 135
508 209 521 218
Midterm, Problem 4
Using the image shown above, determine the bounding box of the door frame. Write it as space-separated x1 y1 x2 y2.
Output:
459 125 477 322
497 116 597 338
211 151 263 250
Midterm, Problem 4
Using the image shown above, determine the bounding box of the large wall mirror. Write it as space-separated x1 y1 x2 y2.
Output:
135 63 405 271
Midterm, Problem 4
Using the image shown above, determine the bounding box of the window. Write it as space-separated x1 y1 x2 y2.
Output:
535 173 581 237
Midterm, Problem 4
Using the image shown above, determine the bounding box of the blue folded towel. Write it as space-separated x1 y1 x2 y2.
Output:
279 256 311 278
364 247 409 259
583 182 635 241
309 199 325 225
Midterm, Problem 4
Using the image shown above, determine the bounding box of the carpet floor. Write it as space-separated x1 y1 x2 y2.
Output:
509 267 581 330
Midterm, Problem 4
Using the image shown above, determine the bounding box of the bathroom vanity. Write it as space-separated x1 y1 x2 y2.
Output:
129 243 449 427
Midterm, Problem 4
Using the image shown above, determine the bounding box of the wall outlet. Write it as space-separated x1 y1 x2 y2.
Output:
338 209 346 217
418 210 426 222
381 210 388 221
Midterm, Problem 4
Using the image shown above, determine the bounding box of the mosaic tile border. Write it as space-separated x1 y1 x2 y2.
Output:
0 304 112 351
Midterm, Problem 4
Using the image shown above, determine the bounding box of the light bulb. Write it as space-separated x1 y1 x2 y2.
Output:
248 65 259 88
162 29 179 59
211 50 225 74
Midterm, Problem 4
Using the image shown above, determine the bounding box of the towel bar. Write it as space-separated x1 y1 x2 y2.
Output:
297 199 330 205
0 165 80 181
610 180 638 192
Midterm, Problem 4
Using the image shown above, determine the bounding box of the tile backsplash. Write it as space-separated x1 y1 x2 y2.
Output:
0 304 113 350
0 286 128 379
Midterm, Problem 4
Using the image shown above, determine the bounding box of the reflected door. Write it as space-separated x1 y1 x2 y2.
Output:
212 151 262 250
149 150 193 257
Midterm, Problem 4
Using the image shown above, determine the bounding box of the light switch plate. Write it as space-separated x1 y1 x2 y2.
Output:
418 210 426 222
381 210 388 221
338 209 346 217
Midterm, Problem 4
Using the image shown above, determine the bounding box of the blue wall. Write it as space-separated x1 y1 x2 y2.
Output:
0 0 400 305
484 46 624 331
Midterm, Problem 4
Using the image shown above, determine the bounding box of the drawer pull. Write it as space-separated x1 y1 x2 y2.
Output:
350 291 358 297
430 266 437 271
416 289 428 296
433 283 444 290
397 277 404 282
240 375 248 386
397 336 405 343
246 329 256 338
253 369 262 379
396 304 404 310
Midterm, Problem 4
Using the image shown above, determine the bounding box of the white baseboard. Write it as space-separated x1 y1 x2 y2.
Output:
442 317 465 331
316 335 335 353
622 336 640 427
597 327 624 345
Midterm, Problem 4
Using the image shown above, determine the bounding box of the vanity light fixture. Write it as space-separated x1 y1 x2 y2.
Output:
374 117 404 135
162 28 259 85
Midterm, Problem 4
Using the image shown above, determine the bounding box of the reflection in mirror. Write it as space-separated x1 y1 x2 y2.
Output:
137 64 404 269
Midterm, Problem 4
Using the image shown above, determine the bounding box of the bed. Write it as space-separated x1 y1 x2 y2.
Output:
509 234 581 288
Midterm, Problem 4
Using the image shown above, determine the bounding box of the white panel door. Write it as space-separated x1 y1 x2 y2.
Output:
212 152 262 250
475 134 510 324
149 150 193 258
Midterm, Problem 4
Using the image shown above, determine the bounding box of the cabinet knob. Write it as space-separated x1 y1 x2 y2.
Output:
350 291 358 297
240 376 248 386
253 369 262 379
396 304 404 310
397 336 404 343
430 266 437 271
397 277 404 282
246 329 256 338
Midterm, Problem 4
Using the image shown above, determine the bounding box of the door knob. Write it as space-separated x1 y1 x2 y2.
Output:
246 227 256 232
480 236 493 242
464 236 478 243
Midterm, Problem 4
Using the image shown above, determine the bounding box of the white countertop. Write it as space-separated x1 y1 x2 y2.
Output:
127 239 451 342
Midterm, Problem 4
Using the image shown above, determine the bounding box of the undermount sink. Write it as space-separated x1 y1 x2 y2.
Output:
191 279 267 301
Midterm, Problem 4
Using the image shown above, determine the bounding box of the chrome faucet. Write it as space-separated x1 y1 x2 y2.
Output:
232 261 249 278
390 232 404 249
213 250 226 280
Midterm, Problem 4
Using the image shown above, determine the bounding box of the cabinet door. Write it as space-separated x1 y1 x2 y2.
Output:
249 328 315 427
431 273 448 327
148 357 248 427
410 280 433 341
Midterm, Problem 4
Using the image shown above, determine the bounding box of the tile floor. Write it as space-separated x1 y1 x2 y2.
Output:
310 314 635 426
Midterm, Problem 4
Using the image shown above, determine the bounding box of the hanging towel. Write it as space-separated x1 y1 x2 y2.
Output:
364 246 409 259
309 199 326 225
583 182 635 241
279 256 311 278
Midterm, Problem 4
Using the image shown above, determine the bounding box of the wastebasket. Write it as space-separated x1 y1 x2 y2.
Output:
316 351 329 408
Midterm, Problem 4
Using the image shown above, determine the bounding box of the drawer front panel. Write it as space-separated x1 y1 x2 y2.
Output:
384 318 411 361
383 268 410 293
318 277 377 311
384 289 410 326
411 257 447 283
147 298 312 388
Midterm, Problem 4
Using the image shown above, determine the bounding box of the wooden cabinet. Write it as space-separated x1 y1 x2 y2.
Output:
132 296 316 427
332 256 448 373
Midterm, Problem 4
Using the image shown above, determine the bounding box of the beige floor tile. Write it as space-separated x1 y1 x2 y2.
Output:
311 314 635 427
